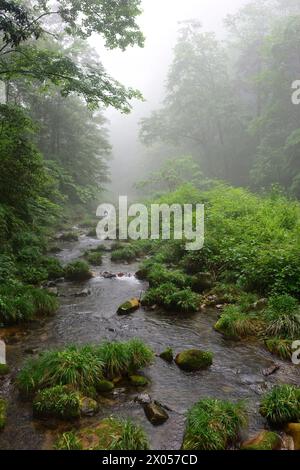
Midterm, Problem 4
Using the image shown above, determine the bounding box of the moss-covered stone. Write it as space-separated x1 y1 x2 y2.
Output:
0 364 10 376
0 398 7 430
55 417 149 450
79 397 99 417
285 423 300 450
144 402 169 426
159 348 174 363
96 379 115 393
241 431 281 450
33 385 81 420
117 298 140 315
175 349 213 372
129 375 149 387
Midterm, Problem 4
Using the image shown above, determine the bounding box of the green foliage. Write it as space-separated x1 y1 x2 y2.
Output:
260 385 300 425
183 399 247 450
215 305 265 339
55 417 149 451
142 283 200 313
111 246 137 262
263 295 300 339
0 282 58 325
264 338 293 360
84 250 103 266
33 385 81 420
17 346 103 395
64 260 92 282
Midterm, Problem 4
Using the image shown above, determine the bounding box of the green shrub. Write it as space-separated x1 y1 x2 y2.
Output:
215 305 264 339
182 399 247 450
60 232 79 242
264 338 293 360
17 346 103 395
18 265 48 285
111 246 137 262
263 295 300 339
84 251 103 266
40 257 65 280
55 417 149 450
64 261 92 282
0 254 16 283
142 283 200 312
33 385 81 419
260 385 300 425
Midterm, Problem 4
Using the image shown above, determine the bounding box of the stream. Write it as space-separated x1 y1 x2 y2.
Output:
0 232 299 450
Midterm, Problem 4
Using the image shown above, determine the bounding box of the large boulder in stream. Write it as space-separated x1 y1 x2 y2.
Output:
96 380 115 393
144 401 169 426
285 423 300 450
117 298 140 315
175 349 213 372
241 430 281 450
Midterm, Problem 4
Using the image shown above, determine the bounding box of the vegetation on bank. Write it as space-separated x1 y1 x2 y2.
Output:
55 417 149 450
260 385 300 425
182 399 247 450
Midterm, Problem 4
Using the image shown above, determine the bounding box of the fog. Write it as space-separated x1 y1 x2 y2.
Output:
92 0 248 196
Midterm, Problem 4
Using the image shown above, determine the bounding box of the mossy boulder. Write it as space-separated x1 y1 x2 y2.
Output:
285 423 300 450
175 349 213 372
0 398 7 430
55 417 149 450
79 397 99 417
129 375 149 387
159 348 174 363
117 298 140 315
33 385 81 420
0 364 10 376
144 402 169 426
96 380 115 393
241 431 281 450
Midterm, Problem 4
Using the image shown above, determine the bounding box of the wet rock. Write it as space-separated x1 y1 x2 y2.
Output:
144 402 169 426
241 430 281 450
192 272 214 293
246 298 267 312
0 398 7 430
59 232 79 242
281 433 295 450
117 298 140 315
46 287 58 296
129 375 149 387
46 281 57 288
285 423 300 450
79 397 99 417
74 288 91 298
159 348 174 363
262 363 280 377
96 380 115 393
175 349 213 372
134 393 152 405
117 273 125 277
102 271 117 279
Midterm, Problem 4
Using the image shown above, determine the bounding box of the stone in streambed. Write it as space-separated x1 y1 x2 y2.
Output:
144 402 169 426
285 423 300 450
79 397 99 417
175 349 213 372
241 430 281 450
117 298 140 315
159 348 174 363
96 380 115 393
75 288 91 298
129 375 149 387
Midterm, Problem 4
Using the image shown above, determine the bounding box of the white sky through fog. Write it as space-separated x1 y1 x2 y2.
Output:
90 0 248 193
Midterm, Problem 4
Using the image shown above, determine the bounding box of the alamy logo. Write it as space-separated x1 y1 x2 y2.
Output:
96 196 204 251
291 80 300 104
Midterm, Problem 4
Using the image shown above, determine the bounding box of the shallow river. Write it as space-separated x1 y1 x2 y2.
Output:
0 233 299 449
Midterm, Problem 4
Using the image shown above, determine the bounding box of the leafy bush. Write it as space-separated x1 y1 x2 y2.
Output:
215 305 265 339
17 346 103 395
182 399 247 450
260 385 300 425
111 246 137 262
40 257 65 280
263 295 300 339
264 338 293 360
64 261 92 281
18 265 48 285
0 254 16 283
33 385 81 419
142 283 200 312
55 417 149 450
84 250 103 266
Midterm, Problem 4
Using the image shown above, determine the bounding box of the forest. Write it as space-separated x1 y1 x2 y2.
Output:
0 0 300 454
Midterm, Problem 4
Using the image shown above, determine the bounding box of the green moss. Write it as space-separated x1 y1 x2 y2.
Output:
55 417 149 450
96 380 114 393
0 398 7 430
182 399 247 450
0 364 10 376
175 349 213 372
64 261 92 282
260 384 300 425
159 348 174 363
129 375 149 387
33 385 81 420
241 431 281 450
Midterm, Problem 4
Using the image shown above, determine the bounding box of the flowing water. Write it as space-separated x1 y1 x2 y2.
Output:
0 233 299 450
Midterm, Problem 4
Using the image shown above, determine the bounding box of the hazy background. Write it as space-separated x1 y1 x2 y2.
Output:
92 0 248 196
